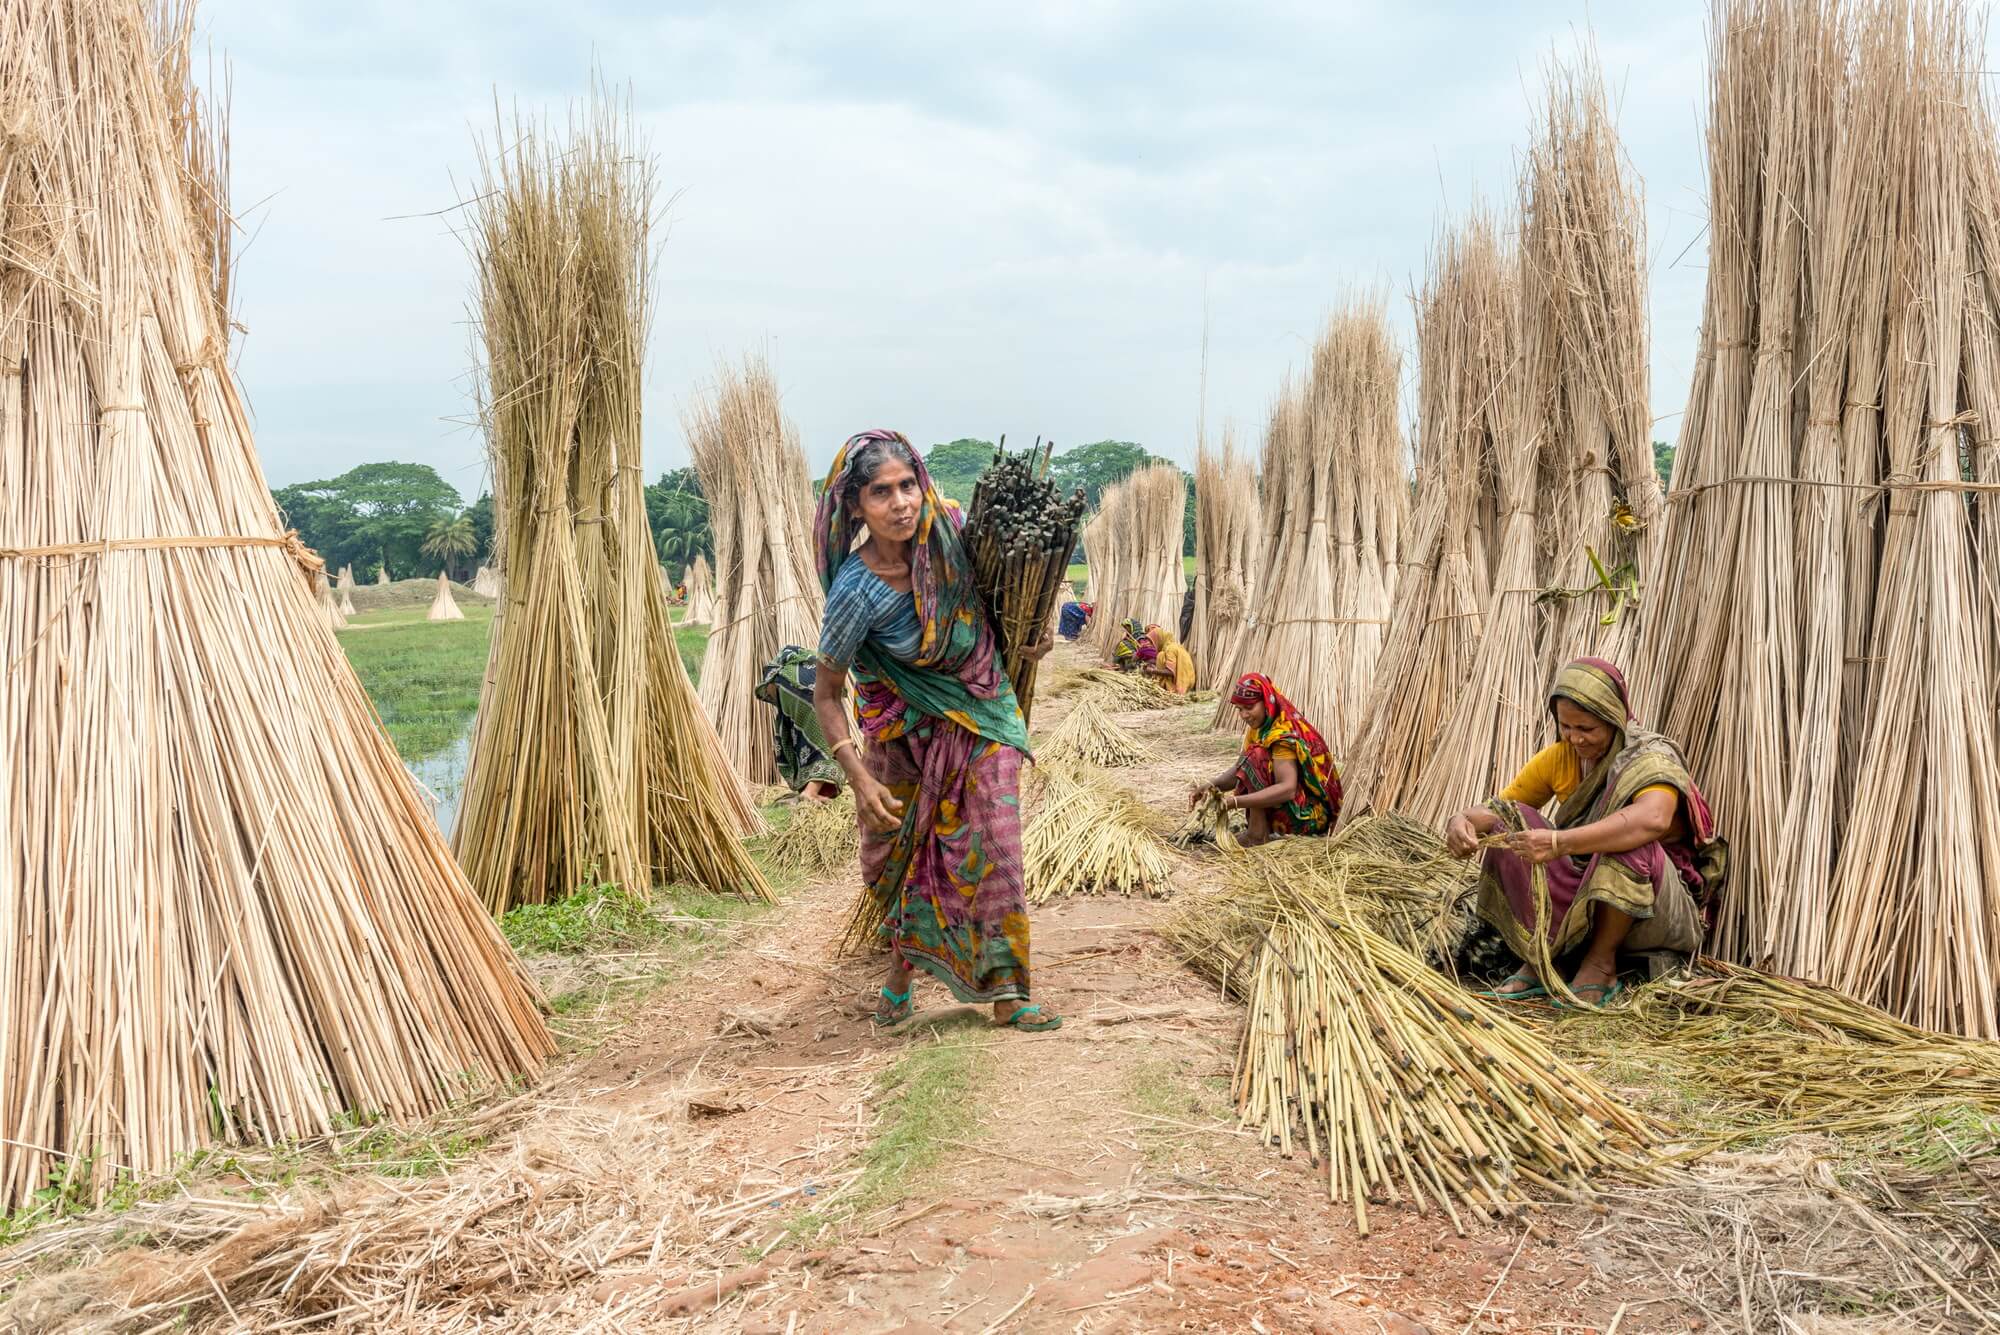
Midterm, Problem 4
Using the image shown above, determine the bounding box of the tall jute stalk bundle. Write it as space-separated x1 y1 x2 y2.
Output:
1208 385 1302 695
1636 0 2000 1035
472 563 500 599
336 563 356 591
1213 296 1404 749
687 356 822 786
0 0 552 1212
1087 462 1185 653
1342 216 1508 817
1405 242 1540 825
1523 54 1660 670
427 571 465 622
338 586 356 618
456 101 766 913
375 565 391 585
683 552 716 625
1826 8 2000 1038
1189 427 1261 688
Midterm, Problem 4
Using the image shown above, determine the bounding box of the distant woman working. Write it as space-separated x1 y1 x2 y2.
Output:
810 430 1060 1033
1189 673 1341 845
1136 624 1196 695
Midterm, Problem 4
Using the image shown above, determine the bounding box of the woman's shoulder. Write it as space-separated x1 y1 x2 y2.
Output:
826 555 887 603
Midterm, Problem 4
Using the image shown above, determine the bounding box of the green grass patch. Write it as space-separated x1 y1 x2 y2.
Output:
338 604 493 760
675 622 709 684
766 1028 991 1252
501 881 675 956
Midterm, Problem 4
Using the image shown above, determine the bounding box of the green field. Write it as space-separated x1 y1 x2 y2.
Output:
338 603 708 766
1063 555 1195 592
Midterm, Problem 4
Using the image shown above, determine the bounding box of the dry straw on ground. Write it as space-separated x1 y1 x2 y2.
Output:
1024 765 1177 902
0 0 553 1214
454 97 766 915
1036 695 1149 767
686 356 822 787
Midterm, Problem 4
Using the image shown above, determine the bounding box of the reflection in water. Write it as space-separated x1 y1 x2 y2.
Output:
406 728 472 837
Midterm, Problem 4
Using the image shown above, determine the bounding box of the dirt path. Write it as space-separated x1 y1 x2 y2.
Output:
1 655 1650 1334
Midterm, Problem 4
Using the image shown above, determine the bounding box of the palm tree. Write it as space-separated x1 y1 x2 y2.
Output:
421 515 478 582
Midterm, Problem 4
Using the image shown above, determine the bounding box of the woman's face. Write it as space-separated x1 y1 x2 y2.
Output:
1555 698 1616 766
1234 700 1267 730
851 454 922 545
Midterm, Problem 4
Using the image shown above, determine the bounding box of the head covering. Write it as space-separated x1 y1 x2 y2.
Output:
1120 617 1144 639
1229 672 1341 818
1136 637 1159 664
1144 623 1176 651
812 431 1026 752
1549 656 1632 732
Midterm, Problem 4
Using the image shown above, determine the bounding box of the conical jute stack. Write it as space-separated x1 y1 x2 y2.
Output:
682 552 716 625
1636 0 2000 1037
1188 426 1260 689
454 98 766 915
686 355 822 786
318 570 348 630
1341 212 1510 819
336 562 356 591
1211 294 1405 750
428 570 465 621
376 565 390 585
1084 462 1185 659
472 563 500 598
339 586 356 617
0 0 553 1212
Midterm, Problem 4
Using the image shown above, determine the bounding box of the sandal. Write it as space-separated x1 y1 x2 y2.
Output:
873 986 916 1028
1557 979 1626 1011
995 1004 1063 1032
1473 971 1548 1001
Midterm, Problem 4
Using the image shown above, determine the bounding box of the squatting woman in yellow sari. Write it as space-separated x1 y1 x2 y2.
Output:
1444 657 1727 1008
1135 624 1196 695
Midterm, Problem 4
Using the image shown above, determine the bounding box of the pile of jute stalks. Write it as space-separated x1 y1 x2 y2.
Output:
961 441 1087 723
1025 764 1176 902
1036 696 1149 767
1163 817 1661 1234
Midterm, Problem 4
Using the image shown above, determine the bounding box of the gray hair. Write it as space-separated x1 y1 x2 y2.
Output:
839 432 919 511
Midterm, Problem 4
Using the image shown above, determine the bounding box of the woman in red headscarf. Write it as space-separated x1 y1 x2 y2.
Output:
1443 657 1728 1008
1187 673 1342 845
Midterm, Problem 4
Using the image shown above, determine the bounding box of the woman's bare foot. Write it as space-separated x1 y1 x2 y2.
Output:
1494 965 1544 996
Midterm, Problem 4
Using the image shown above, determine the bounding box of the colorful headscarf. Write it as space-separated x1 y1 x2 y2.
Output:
1136 637 1159 664
1229 672 1340 816
1112 617 1145 667
813 431 1028 752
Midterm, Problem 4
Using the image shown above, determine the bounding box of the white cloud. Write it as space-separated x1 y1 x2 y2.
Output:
206 0 1733 496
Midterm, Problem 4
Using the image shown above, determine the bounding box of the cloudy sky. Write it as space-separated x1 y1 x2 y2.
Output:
207 1 1717 504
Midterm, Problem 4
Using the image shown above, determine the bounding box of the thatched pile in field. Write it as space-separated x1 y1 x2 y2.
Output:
1189 427 1260 690
0 0 553 1213
455 98 766 915
686 356 821 787
427 571 465 622
1213 295 1406 750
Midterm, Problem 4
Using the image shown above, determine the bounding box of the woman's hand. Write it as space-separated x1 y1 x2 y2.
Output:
854 776 906 834
1444 813 1480 859
1022 638 1053 663
1503 826 1561 866
1187 780 1221 810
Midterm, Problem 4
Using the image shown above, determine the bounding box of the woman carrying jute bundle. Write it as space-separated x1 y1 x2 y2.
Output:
1443 657 1728 1009
811 430 1060 1033
1189 672 1341 845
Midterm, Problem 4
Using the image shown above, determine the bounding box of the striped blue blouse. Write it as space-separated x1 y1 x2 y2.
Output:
819 558 922 668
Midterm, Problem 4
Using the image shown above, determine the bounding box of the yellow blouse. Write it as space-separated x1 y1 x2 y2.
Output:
1500 742 1684 839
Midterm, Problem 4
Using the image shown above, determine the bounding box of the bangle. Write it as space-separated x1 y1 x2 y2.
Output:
832 738 859 760
1551 830 1563 857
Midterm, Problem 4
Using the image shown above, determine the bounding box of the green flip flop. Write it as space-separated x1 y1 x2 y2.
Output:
873 986 916 1028
1558 979 1626 1011
1473 971 1549 1001
996 1004 1063 1032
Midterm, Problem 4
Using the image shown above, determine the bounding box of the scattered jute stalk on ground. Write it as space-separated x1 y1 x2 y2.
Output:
1036 696 1149 767
1070 668 1175 712
1024 766 1177 902
1165 819 1652 1235
765 794 860 881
